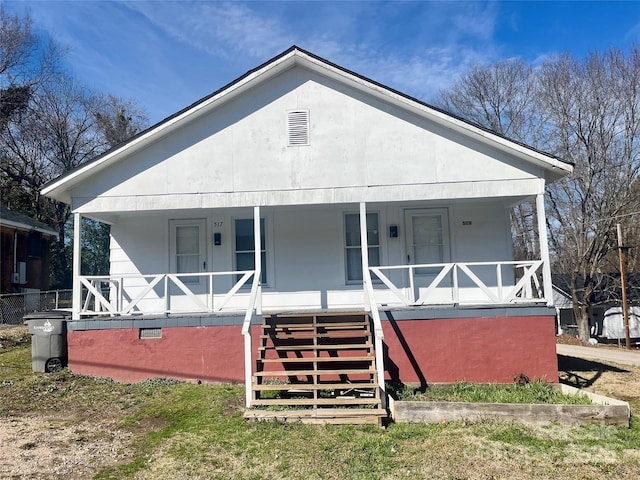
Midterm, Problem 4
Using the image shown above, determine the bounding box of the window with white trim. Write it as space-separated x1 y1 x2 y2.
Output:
345 213 380 282
235 218 267 284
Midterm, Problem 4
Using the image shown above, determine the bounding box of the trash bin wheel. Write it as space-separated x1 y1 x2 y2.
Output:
45 358 63 373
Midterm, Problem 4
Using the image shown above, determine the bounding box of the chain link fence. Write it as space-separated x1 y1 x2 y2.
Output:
0 290 73 325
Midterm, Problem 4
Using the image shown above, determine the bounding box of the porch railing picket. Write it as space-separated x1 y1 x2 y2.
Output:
455 263 499 304
215 271 254 312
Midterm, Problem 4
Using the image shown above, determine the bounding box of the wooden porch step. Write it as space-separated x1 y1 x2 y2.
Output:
251 397 380 406
244 408 387 425
259 343 373 352
260 331 370 340
260 356 373 363
264 322 369 330
254 368 376 377
268 312 368 319
252 312 381 422
251 382 379 391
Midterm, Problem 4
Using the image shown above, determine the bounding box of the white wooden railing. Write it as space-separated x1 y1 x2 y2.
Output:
363 265 386 406
242 273 262 407
369 260 544 307
79 270 257 316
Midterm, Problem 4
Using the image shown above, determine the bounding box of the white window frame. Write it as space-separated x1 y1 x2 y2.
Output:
233 216 269 286
344 211 381 284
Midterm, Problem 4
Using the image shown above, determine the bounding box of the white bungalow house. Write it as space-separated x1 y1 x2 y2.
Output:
42 46 572 423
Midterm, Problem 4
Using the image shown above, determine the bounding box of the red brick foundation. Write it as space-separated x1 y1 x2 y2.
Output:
381 315 558 384
66 314 557 384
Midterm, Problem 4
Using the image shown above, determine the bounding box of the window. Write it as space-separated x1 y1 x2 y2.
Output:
28 232 42 258
405 209 450 273
235 218 267 284
169 219 206 283
345 213 380 282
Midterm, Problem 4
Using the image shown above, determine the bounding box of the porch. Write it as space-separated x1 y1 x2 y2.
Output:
67 197 554 420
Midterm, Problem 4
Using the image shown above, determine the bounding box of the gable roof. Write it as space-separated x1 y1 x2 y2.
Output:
42 46 573 204
0 204 58 236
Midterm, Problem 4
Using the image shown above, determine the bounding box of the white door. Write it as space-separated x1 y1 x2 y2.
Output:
169 219 207 283
405 209 450 301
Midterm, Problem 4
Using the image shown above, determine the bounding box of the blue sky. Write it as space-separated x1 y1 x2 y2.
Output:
6 1 640 124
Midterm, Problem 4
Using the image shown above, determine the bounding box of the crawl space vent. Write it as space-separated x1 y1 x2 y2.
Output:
139 327 162 339
287 109 309 146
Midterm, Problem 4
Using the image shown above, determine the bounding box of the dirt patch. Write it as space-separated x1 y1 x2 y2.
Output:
0 324 29 349
0 414 134 479
558 354 640 404
556 333 593 347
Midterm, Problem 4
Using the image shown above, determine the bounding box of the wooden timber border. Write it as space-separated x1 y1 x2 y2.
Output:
389 384 630 427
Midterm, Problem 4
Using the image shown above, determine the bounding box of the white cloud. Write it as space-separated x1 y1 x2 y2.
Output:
125 1 295 60
11 0 505 121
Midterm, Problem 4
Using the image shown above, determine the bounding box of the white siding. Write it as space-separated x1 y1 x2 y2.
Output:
71 67 544 213
106 201 515 311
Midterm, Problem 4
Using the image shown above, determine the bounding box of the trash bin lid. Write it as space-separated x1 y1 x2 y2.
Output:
23 310 71 320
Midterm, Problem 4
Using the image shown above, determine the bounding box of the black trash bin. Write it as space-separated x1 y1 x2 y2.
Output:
25 311 70 373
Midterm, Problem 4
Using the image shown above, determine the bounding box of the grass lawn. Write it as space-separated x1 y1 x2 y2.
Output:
390 380 593 404
1 325 639 479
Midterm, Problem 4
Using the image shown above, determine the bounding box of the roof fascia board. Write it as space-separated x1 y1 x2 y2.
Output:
0 219 57 236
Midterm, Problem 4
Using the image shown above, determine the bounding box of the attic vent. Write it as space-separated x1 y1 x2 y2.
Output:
287 109 309 146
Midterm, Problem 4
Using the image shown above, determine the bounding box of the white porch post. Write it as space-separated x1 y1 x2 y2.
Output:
359 202 370 311
360 202 386 405
244 206 261 407
536 188 553 306
72 212 82 320
253 206 261 293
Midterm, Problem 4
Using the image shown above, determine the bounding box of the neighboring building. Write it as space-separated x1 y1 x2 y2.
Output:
0 204 57 294
552 284 575 335
554 274 640 339
41 47 572 421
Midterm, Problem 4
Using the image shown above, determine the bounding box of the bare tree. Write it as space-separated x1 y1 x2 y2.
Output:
81 94 148 276
436 48 640 341
0 7 60 122
95 94 148 148
541 49 640 340
0 9 148 286
436 59 544 261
